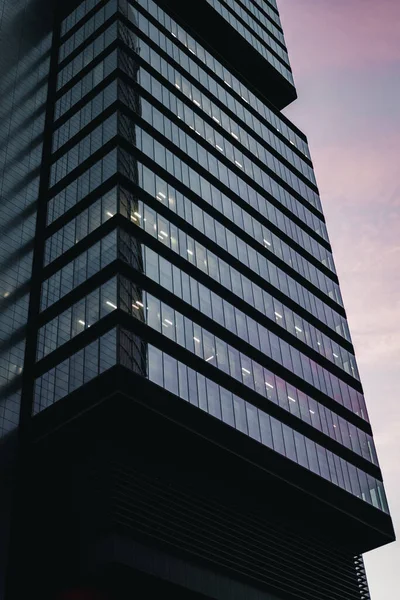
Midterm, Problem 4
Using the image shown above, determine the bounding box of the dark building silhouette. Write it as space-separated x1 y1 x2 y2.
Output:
0 0 394 598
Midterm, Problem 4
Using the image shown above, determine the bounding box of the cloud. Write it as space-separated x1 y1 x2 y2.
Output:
314 137 400 210
279 0 400 74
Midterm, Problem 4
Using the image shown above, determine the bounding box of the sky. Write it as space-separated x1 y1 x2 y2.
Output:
277 0 400 596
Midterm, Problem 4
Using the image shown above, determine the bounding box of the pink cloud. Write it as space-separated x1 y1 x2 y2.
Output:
279 0 400 73
310 136 400 369
313 135 400 208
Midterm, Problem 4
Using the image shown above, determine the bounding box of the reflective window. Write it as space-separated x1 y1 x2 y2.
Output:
45 188 117 265
131 130 343 307
60 0 118 62
47 149 117 224
129 0 310 161
57 22 118 90
142 245 360 398
222 0 288 60
41 230 117 310
55 50 118 120
236 0 285 44
143 343 388 513
61 0 100 36
137 68 322 230
122 278 366 421
53 81 118 152
204 0 293 83
34 329 117 413
37 278 117 360
122 8 320 214
50 114 117 186
126 168 350 344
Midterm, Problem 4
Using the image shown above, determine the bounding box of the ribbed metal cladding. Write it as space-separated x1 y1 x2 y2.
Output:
82 451 369 600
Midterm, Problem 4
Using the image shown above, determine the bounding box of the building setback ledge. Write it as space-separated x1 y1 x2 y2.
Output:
30 366 396 555
156 0 298 110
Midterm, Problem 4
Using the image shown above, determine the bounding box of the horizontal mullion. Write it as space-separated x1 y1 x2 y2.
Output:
118 111 344 316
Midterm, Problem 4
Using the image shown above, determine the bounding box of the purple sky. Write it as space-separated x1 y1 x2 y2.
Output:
278 0 400 596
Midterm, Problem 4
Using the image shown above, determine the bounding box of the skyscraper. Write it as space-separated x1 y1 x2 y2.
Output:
0 0 395 598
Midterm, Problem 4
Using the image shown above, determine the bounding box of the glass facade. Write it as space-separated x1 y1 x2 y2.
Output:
17 0 386 522
0 0 393 597
0 0 52 439
0 0 54 596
